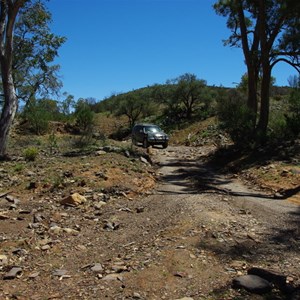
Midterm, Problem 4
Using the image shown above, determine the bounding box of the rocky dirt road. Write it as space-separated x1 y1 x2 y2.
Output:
0 145 299 299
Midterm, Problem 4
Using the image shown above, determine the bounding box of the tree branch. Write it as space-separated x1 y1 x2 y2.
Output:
271 58 300 73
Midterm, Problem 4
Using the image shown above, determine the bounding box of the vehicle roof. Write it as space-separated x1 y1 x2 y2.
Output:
133 123 159 127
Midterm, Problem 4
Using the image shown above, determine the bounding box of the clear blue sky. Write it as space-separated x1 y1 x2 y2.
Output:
47 0 296 101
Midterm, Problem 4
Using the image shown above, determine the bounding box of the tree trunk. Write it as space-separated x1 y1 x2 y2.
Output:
247 64 258 126
0 71 18 157
256 0 271 142
257 67 271 140
186 105 192 120
0 0 26 158
236 1 259 130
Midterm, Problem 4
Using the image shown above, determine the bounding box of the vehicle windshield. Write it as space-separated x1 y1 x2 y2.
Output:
144 126 162 133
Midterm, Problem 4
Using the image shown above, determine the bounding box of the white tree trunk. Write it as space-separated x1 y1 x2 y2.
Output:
0 0 25 158
0 78 18 157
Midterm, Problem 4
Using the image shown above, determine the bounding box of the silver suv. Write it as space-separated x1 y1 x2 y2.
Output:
132 123 169 148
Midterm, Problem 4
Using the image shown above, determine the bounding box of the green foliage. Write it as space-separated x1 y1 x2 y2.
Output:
109 126 131 141
285 75 300 137
48 131 59 154
217 90 255 146
116 94 144 128
23 99 51 134
163 73 212 121
237 73 276 94
13 1 66 104
22 97 63 134
59 93 75 119
72 99 96 149
112 89 156 128
13 163 25 173
23 147 39 162
214 0 300 138
74 99 95 132
268 111 287 140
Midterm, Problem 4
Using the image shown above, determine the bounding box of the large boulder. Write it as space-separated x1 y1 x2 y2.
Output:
232 274 272 294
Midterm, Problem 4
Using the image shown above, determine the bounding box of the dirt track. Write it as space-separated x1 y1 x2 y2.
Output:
0 145 299 299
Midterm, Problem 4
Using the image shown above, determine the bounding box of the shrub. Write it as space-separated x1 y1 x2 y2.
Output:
74 100 95 133
216 90 254 146
22 99 53 134
23 147 39 161
268 112 287 140
285 79 300 137
48 131 59 154
13 163 24 173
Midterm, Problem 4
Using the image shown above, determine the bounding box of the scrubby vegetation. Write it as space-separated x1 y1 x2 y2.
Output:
13 72 298 154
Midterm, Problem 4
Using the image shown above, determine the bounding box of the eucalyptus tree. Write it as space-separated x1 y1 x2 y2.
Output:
13 1 65 104
163 73 209 120
0 0 25 158
0 0 65 158
214 0 300 140
116 93 145 128
60 92 75 117
172 73 208 119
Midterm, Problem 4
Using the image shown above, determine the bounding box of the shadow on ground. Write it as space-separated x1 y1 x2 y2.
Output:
157 149 300 299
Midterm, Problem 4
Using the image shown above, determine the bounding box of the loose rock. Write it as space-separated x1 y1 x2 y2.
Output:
60 193 87 206
3 266 22 280
232 274 272 294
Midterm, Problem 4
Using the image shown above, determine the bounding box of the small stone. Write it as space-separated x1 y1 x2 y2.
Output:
140 157 149 164
230 260 246 269
103 221 120 231
136 207 144 213
33 213 44 223
0 213 9 220
91 263 103 273
102 274 123 281
63 228 79 235
111 265 127 273
52 269 68 277
0 254 8 266
174 271 188 278
41 245 51 251
94 201 107 209
6 195 20 204
28 272 40 279
95 150 107 156
9 204 18 210
4 266 22 280
133 292 142 299
19 210 31 214
274 192 283 199
49 225 62 234
27 182 38 189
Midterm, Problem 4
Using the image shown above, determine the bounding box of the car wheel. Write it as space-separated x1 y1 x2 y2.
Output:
143 138 148 148
162 142 168 149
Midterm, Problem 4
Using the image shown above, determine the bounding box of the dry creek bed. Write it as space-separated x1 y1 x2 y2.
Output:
0 145 299 300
